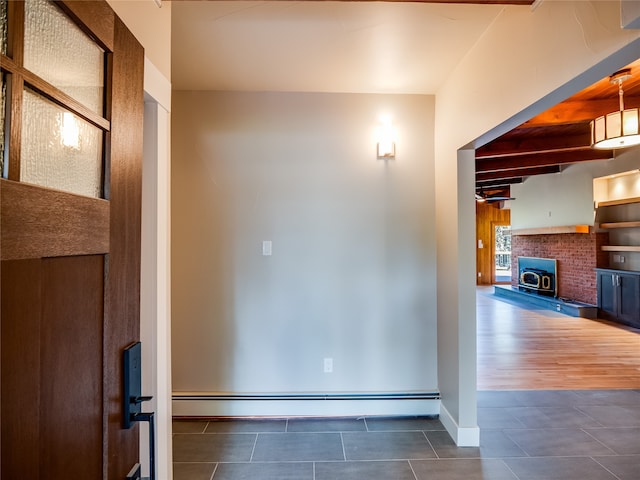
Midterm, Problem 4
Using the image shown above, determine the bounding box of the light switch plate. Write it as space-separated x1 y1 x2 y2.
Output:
262 241 272 256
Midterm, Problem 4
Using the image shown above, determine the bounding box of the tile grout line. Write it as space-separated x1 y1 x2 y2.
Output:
589 456 623 480
209 462 218 480
579 428 617 455
249 433 259 462
421 430 439 459
500 458 523 480
407 459 420 480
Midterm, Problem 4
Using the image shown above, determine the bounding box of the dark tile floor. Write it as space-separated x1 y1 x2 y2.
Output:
173 389 640 479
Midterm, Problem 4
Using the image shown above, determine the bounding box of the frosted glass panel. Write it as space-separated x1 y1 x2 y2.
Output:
21 88 103 198
0 0 7 55
24 0 104 115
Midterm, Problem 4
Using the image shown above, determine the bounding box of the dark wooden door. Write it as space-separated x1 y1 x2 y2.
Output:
0 2 144 478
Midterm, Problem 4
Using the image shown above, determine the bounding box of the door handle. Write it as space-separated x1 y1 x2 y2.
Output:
124 342 156 480
131 411 155 480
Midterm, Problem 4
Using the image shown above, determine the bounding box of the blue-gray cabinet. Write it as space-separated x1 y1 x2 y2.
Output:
595 268 640 328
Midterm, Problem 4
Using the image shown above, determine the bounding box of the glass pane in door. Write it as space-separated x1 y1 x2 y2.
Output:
494 225 511 283
23 0 104 115
20 87 103 198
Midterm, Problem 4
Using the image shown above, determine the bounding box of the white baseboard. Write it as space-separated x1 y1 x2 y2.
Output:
172 392 440 418
439 403 480 447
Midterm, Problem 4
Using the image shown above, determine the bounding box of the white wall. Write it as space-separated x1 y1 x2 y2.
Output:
171 91 438 414
511 150 640 230
435 0 640 445
107 0 171 81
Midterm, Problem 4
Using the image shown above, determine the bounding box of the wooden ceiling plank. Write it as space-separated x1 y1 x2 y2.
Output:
522 95 640 127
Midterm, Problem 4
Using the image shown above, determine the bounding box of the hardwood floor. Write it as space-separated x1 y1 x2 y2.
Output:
477 286 640 390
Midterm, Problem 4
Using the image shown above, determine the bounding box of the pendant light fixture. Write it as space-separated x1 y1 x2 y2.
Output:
591 69 640 149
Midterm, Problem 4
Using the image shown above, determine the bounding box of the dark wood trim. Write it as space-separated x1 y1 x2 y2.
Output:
0 180 110 260
7 74 23 181
103 15 144 480
6 0 24 64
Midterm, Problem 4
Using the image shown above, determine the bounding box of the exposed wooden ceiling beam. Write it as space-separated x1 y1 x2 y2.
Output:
477 129 591 158
476 178 523 189
476 148 613 173
476 165 561 182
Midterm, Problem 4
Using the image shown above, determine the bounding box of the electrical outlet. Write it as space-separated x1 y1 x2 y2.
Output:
323 358 333 373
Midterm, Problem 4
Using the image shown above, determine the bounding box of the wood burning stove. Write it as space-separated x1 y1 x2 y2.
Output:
519 268 555 296
517 257 557 297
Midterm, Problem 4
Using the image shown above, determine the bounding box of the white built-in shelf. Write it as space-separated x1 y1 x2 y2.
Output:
596 196 640 208
601 245 640 252
599 221 640 229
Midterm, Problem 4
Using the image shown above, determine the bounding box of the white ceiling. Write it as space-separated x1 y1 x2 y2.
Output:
171 1 519 94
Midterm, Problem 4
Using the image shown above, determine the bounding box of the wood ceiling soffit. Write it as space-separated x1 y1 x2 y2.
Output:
476 148 613 173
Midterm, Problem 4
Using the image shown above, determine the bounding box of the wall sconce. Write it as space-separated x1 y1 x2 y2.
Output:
61 111 80 150
377 119 396 159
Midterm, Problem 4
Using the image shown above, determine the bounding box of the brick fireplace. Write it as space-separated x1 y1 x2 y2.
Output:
511 232 609 305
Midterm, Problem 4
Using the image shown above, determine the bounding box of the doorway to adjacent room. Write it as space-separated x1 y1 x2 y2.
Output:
493 224 512 284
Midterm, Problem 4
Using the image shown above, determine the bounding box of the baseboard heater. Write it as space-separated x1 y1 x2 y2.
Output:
173 392 440 402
